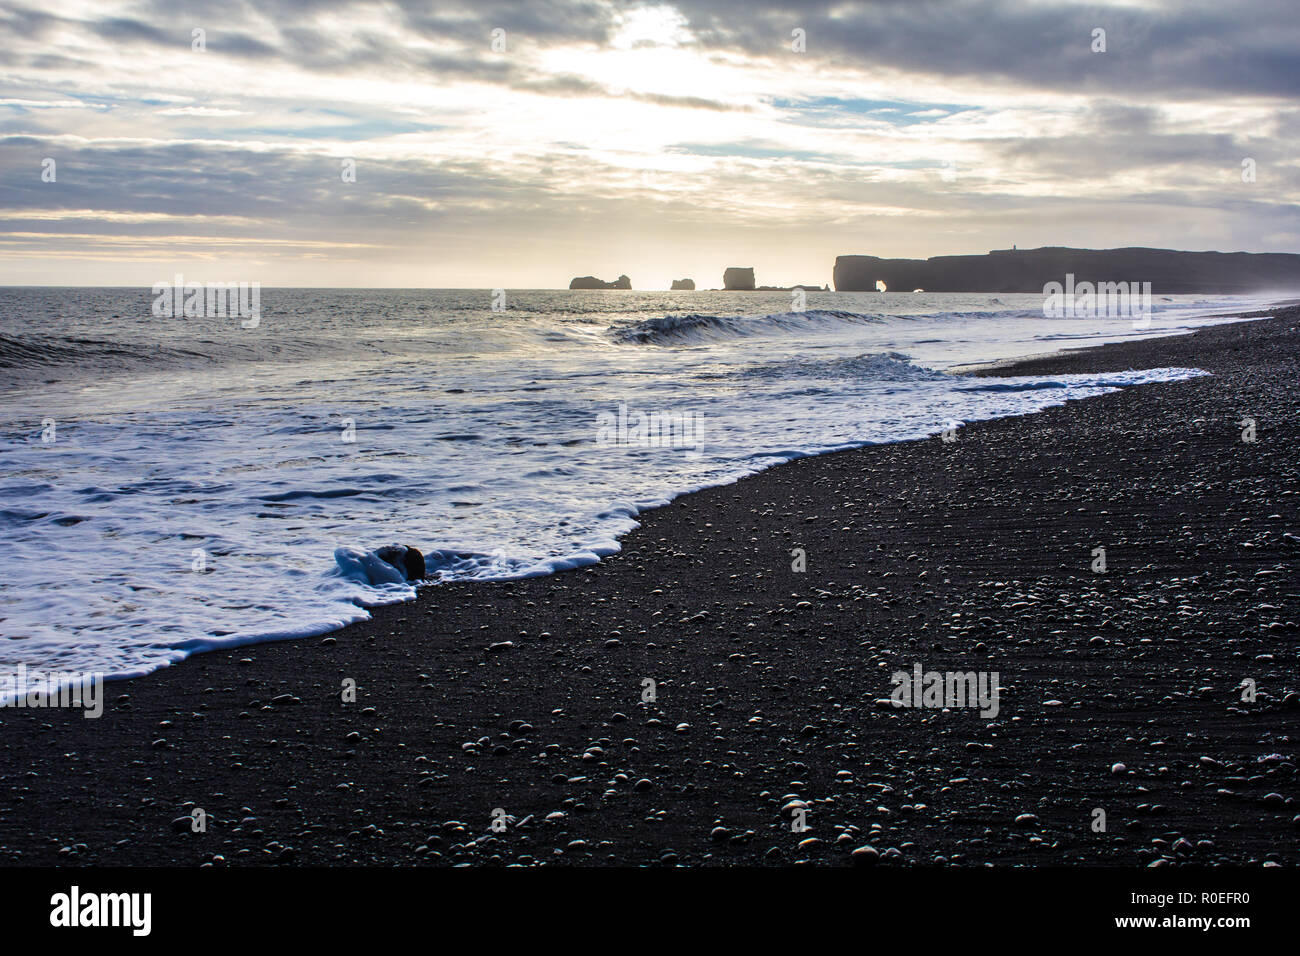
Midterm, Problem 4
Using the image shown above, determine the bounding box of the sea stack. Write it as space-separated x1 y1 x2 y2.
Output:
723 267 756 290
670 278 696 290
569 275 632 290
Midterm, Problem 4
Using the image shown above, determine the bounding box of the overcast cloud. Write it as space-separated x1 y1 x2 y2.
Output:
0 0 1295 288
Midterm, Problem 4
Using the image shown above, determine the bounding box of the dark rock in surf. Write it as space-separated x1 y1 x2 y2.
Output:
376 545 426 580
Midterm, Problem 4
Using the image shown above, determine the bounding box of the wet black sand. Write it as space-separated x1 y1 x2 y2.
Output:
2 310 1298 867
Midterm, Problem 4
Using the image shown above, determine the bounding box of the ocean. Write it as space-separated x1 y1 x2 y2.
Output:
0 287 1266 679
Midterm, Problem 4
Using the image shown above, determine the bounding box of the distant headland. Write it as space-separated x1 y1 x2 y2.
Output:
833 247 1300 294
554 247 1300 295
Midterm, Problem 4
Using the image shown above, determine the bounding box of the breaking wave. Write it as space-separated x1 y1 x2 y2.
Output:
611 309 884 345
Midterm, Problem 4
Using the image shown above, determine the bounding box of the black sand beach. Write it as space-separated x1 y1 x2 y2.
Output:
2 311 1298 867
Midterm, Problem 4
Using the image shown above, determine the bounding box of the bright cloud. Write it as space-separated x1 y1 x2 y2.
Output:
0 0 1296 288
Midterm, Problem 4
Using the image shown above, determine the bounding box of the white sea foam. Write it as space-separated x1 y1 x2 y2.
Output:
0 288 1268 677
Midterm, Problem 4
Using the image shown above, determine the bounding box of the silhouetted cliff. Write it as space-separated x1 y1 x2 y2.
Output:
670 278 695 290
833 247 1300 294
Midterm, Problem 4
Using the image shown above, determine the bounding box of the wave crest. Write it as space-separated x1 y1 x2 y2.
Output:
611 309 883 346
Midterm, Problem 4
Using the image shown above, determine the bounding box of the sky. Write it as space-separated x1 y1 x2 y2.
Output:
0 0 1297 289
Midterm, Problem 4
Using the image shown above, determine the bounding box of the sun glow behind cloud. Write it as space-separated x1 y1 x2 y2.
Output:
611 4 693 49
0 0 1296 288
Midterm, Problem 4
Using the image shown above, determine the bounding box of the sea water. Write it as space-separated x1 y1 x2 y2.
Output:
0 287 1267 677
